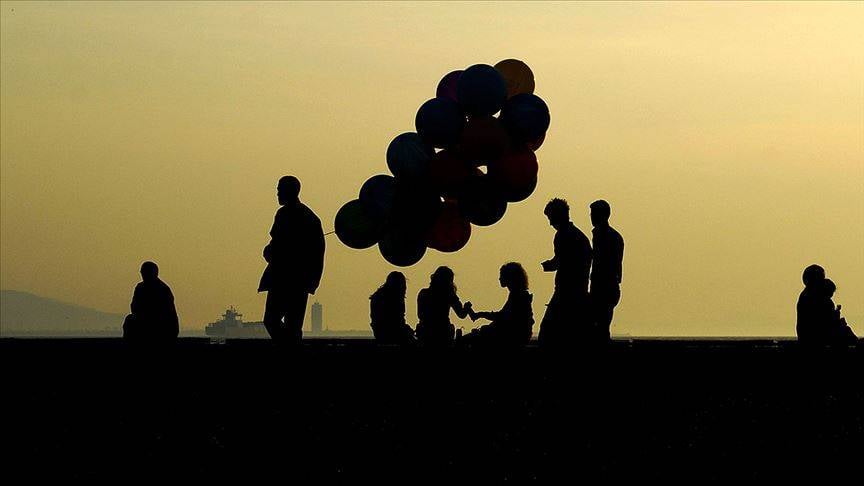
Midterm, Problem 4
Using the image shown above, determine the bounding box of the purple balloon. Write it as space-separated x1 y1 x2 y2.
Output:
436 70 463 102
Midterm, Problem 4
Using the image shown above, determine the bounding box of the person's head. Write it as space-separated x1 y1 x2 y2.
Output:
590 199 611 228
499 262 529 291
823 279 836 298
381 271 407 297
544 198 570 229
140 261 159 282
802 264 825 288
430 266 456 294
277 176 301 206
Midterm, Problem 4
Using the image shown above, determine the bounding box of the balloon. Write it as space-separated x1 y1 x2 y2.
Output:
386 132 434 180
459 116 511 163
489 149 539 203
526 131 546 151
429 149 473 198
379 227 428 267
335 199 385 249
456 64 507 117
458 174 507 226
494 59 535 98
427 201 471 253
359 174 397 218
391 180 443 233
436 70 462 102
415 97 465 148
500 93 550 144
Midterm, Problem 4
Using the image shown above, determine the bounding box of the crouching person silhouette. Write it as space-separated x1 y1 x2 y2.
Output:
370 271 415 345
123 261 179 342
258 176 325 344
462 262 534 347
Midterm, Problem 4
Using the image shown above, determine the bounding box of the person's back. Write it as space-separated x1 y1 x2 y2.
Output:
124 262 179 342
483 289 534 345
262 201 325 291
416 287 456 345
370 272 414 345
554 222 592 293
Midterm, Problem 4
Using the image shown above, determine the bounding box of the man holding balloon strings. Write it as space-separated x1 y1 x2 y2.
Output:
258 176 325 344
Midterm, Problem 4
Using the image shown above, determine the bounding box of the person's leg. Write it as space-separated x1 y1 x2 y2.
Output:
283 290 309 344
539 292 562 346
263 289 288 341
592 286 620 342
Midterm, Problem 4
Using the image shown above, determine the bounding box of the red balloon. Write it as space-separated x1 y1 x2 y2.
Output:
459 116 511 164
427 201 471 253
436 70 462 102
429 149 473 198
489 149 539 202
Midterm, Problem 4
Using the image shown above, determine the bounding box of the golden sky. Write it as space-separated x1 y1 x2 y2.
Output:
2 1 862 336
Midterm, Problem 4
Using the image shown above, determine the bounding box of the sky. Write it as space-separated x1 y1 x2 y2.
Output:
1 1 862 336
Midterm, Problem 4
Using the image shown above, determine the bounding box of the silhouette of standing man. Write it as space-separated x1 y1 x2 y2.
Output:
258 176 325 344
589 200 624 342
538 198 592 346
123 261 179 342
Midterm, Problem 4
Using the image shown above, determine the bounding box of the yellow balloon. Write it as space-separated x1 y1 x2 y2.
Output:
494 59 535 98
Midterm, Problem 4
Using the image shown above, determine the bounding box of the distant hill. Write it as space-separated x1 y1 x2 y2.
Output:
0 290 124 336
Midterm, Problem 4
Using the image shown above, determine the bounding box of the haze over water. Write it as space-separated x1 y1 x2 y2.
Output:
1 2 862 336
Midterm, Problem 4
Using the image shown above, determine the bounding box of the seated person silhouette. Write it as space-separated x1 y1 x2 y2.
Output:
796 264 857 345
123 261 179 342
823 279 858 345
415 266 469 346
370 271 415 345
461 262 534 346
797 264 830 344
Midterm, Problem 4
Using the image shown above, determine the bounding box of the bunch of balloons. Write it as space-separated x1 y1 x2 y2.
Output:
336 59 550 266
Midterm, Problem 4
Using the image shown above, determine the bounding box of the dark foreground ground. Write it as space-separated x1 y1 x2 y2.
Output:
2 338 861 482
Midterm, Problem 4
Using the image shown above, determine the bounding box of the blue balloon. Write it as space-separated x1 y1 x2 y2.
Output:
415 97 465 148
386 132 434 180
335 199 384 249
359 174 397 219
500 93 550 144
457 64 507 117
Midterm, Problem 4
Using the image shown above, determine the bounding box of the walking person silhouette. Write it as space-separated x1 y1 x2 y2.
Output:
538 198 592 346
589 200 624 342
258 176 325 344
122 261 179 342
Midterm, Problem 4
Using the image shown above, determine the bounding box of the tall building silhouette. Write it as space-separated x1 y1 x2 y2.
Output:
310 302 323 334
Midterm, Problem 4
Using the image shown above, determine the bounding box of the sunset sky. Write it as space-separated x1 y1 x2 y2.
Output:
1 1 862 336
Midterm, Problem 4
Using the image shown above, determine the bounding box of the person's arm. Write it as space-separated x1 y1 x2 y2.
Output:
130 284 142 315
308 216 326 294
168 291 179 339
452 294 469 319
542 234 560 271
616 234 624 284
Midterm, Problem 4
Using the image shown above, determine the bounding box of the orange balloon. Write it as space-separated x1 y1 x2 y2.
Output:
494 59 535 99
